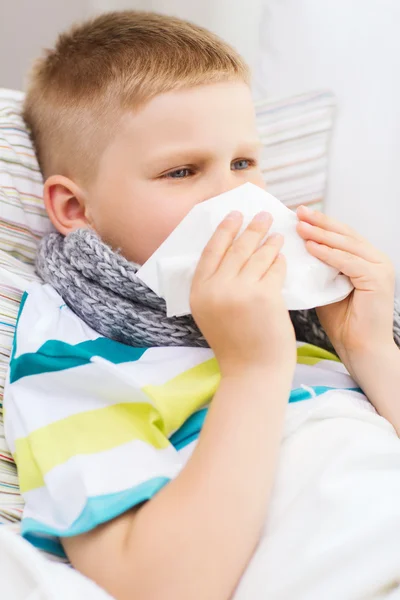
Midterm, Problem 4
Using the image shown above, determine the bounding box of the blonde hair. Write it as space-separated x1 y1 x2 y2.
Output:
23 10 250 185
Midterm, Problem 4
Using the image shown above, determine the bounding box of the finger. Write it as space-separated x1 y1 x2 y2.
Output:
193 211 243 281
297 205 358 237
239 233 284 281
304 240 387 288
260 253 287 289
217 211 273 278
297 220 384 263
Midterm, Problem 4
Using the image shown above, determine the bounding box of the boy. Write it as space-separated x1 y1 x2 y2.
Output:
5 10 400 600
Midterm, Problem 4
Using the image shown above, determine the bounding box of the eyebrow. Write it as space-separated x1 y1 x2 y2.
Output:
150 140 263 168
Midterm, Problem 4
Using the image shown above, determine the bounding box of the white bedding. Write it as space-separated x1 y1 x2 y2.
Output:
235 392 400 599
0 526 113 600
2 390 400 599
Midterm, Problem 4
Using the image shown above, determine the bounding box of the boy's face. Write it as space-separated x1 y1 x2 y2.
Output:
77 81 265 264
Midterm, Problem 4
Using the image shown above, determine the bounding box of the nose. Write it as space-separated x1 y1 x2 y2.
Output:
200 171 242 204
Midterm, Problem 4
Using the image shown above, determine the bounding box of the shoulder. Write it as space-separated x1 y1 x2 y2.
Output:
14 281 100 358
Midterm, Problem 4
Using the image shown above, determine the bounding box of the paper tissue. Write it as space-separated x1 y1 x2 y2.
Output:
137 183 353 317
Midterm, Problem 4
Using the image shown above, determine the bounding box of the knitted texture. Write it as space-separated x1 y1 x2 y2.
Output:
36 229 206 347
36 228 400 351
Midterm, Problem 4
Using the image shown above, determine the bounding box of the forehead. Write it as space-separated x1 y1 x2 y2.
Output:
117 81 258 152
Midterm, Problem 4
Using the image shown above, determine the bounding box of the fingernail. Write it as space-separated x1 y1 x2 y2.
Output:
298 205 310 213
225 210 242 220
253 211 270 222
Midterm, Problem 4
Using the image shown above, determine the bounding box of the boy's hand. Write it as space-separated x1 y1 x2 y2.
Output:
296 205 396 370
191 211 296 378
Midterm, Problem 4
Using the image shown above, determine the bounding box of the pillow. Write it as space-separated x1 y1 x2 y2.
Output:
0 255 37 526
255 89 336 211
0 87 336 530
0 89 53 265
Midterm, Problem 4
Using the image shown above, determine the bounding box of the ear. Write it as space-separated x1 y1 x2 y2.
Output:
43 175 91 236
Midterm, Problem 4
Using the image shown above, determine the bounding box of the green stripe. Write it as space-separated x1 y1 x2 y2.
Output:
297 343 340 362
0 170 42 185
10 337 147 383
0 156 40 173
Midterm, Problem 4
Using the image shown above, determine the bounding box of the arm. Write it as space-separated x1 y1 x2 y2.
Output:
63 368 292 600
295 205 399 434
63 211 296 600
341 342 400 436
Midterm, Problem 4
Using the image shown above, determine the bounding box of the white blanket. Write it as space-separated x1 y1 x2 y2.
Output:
2 390 400 599
236 391 400 599
0 527 113 600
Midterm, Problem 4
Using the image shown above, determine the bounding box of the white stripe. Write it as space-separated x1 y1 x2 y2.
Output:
7 341 214 441
112 346 214 386
15 283 101 357
6 355 353 443
314 359 349 374
16 284 213 376
5 362 154 445
175 439 197 463
23 439 185 531
292 363 356 390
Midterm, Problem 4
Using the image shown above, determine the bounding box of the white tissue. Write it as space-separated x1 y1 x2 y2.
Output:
137 183 353 317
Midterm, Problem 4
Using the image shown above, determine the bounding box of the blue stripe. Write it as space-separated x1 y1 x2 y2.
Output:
10 337 148 383
170 408 208 450
170 386 364 451
290 385 362 403
289 387 312 403
21 476 170 550
23 534 66 558
21 385 365 557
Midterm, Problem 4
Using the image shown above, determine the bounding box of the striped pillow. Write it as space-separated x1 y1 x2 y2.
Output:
0 89 53 265
0 87 335 530
256 90 336 210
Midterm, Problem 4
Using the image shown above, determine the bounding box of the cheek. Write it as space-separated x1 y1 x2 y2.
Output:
137 210 179 262
99 192 189 265
251 169 266 190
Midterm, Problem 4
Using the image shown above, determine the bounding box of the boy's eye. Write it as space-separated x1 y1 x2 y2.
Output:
163 168 192 179
161 159 255 179
232 159 253 170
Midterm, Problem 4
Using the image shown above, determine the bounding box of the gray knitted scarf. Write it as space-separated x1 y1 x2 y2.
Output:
36 228 400 351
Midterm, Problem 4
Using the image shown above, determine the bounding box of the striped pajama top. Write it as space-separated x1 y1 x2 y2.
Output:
3 281 364 557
